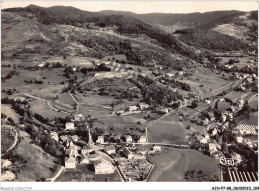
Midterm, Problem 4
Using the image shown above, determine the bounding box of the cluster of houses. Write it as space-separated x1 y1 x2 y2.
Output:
1 159 15 181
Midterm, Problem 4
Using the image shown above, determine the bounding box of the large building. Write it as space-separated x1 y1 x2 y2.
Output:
65 157 76 169
94 160 115 174
104 145 116 155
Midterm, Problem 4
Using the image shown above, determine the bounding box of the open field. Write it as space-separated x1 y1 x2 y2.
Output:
242 112 258 126
14 130 60 181
148 113 188 144
30 99 69 119
219 56 257 68
187 150 220 177
148 147 190 181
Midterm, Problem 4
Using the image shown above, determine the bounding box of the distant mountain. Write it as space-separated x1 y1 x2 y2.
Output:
99 10 245 27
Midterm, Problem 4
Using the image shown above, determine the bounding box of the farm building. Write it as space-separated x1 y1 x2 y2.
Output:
139 103 149 110
94 160 115 174
125 135 133 143
153 146 161 152
71 135 79 142
74 114 84 121
65 122 75 130
128 105 138 112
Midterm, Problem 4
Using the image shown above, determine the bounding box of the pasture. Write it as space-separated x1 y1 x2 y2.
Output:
148 113 189 144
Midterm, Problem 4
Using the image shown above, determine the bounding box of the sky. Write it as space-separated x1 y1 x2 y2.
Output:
1 1 258 14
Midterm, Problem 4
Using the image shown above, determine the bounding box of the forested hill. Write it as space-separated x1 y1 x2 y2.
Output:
99 10 245 26
3 5 202 62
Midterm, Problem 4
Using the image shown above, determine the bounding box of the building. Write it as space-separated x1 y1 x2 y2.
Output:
82 145 94 155
138 136 146 143
160 108 169 114
122 148 134 159
125 135 133 143
79 154 89 164
1 171 16 181
153 146 161 152
1 159 12 168
96 135 105 144
71 135 79 142
50 131 59 142
129 105 138 112
65 122 75 130
60 135 69 143
104 145 116 155
139 103 149 110
236 136 243 143
200 138 208 144
74 114 84 121
209 143 217 155
94 160 115 174
65 157 76 169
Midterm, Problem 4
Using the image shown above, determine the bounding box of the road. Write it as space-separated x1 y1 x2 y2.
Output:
68 91 80 115
46 166 65 182
1 126 19 157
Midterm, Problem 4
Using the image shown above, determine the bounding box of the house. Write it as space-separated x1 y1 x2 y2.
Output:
122 148 134 159
81 145 94 155
50 131 59 142
200 138 208 144
104 145 116 155
209 143 217 155
1 171 16 181
132 153 146 160
96 135 105 144
129 105 138 112
60 135 69 143
153 146 161 152
139 103 149 110
38 63 45 68
138 136 146 143
160 108 169 114
71 135 79 142
125 135 133 143
221 114 227 123
79 154 89 164
65 122 75 130
1 159 12 168
94 159 115 174
74 114 84 121
65 157 76 169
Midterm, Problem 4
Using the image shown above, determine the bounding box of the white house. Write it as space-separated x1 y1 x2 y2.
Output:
94 160 115 174
138 136 146 143
1 159 12 168
50 131 59 142
65 122 75 130
71 135 79 142
74 114 84 121
96 135 105 144
153 146 161 152
236 136 243 143
200 138 208 144
1 171 16 181
125 135 133 143
209 143 217 154
129 105 138 112
139 103 149 110
65 157 76 169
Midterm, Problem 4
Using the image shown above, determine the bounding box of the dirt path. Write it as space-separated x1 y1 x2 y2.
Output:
46 166 65 182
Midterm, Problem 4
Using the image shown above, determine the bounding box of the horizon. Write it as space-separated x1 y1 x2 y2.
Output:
1 1 258 14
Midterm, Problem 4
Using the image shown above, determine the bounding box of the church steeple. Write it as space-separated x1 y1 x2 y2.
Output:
88 126 94 148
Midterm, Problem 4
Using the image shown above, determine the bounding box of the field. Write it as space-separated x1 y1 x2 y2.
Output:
148 113 189 144
187 150 220 177
13 131 60 181
148 147 190 181
30 99 69 119
243 112 258 126
218 56 257 68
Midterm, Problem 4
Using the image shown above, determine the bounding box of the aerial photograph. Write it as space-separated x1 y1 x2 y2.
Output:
1 1 258 184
